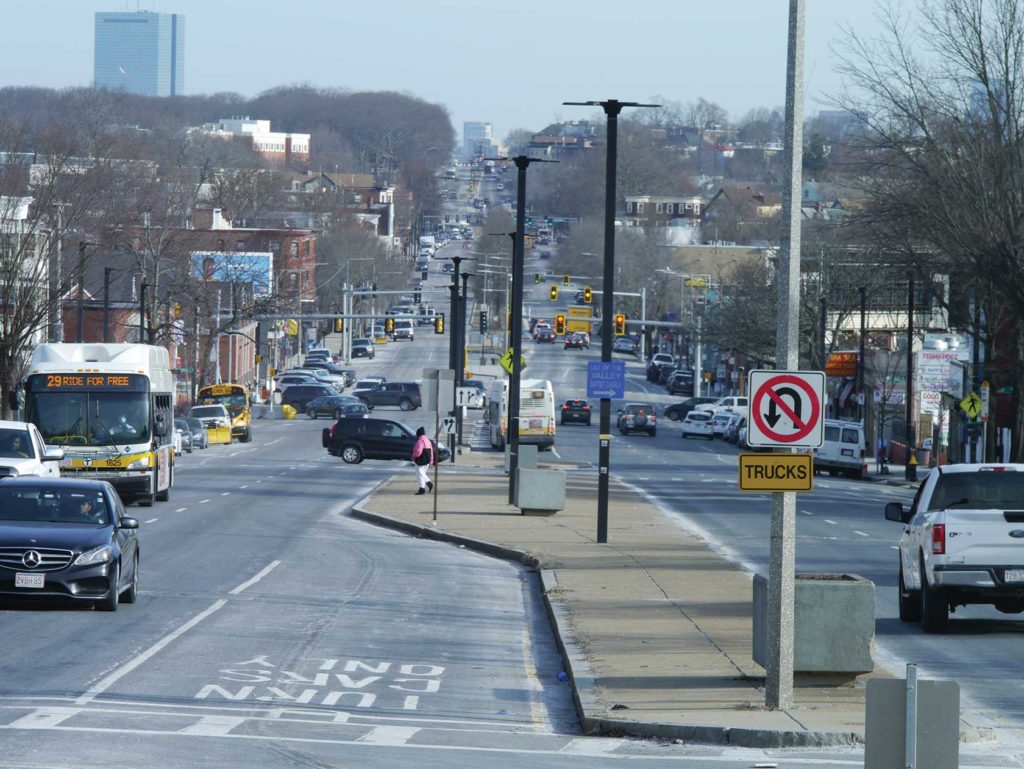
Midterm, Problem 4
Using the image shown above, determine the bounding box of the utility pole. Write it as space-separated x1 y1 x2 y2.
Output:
565 99 657 543
139 282 147 345
103 268 112 343
457 270 472 448
76 242 87 343
859 286 867 424
906 274 917 481
765 0 805 711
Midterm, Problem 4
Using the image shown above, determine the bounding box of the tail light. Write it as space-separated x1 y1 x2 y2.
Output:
562 405 568 410
932 524 946 555
583 405 590 410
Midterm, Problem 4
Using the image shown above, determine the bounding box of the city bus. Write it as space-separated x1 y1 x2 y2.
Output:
487 378 556 450
196 382 252 442
23 343 176 507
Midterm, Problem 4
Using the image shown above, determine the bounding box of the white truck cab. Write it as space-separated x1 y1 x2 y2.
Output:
887 463 1024 632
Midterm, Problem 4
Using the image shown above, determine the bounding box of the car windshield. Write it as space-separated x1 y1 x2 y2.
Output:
928 472 1024 511
0 487 111 525
190 406 226 418
0 428 32 458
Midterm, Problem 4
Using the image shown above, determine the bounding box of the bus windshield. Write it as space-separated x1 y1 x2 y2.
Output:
28 392 151 447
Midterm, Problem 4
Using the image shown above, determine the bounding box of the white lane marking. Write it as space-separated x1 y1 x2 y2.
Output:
800 510 813 516
854 530 869 537
221 492 230 496
145 518 158 524
891 545 900 550
559 737 624 755
7 707 78 729
178 715 246 736
175 507 187 513
75 599 227 706
671 477 684 481
824 519 838 525
550 448 561 458
199 499 210 504
357 725 420 745
239 485 248 489
229 560 281 596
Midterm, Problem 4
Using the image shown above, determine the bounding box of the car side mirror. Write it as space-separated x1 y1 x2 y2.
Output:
119 516 139 529
42 447 64 462
884 501 910 523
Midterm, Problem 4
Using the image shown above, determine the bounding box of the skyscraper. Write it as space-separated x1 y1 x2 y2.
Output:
463 122 494 161
94 11 184 97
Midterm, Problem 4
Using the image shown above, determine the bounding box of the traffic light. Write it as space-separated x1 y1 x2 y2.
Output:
413 289 421 304
480 309 489 333
533 273 540 284
434 314 445 335
562 274 570 287
334 317 344 333
172 302 182 319
385 317 395 335
614 313 626 335
549 285 558 301
555 314 566 334
583 286 592 304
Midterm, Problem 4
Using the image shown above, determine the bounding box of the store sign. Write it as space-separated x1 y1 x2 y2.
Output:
824 352 858 378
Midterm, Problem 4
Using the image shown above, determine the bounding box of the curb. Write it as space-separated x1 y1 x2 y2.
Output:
349 503 863 749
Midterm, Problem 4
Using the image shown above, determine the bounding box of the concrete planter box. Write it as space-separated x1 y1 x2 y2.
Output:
513 468 565 514
752 573 875 677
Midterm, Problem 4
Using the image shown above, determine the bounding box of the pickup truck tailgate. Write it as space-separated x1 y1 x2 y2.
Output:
942 509 1024 565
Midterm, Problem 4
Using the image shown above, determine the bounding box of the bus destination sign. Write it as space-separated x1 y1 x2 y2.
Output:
31 373 147 391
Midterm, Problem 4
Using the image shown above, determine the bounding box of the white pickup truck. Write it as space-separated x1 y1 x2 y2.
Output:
0 420 64 478
886 463 1024 632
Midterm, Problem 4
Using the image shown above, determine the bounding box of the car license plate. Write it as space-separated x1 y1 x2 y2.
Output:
15 573 44 589
1006 569 1024 583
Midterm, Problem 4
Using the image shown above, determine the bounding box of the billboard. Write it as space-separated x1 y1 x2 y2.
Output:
191 251 273 295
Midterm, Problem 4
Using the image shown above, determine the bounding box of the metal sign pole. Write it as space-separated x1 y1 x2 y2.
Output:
765 0 805 711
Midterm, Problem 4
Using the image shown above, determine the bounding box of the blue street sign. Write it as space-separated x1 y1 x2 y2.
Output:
587 360 626 399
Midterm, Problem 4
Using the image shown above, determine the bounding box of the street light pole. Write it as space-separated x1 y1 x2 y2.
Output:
103 268 112 343
565 99 658 543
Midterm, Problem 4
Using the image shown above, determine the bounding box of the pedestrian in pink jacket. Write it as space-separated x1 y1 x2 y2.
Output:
411 427 434 495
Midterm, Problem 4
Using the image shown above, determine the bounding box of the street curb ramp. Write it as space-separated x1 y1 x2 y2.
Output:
349 502 862 749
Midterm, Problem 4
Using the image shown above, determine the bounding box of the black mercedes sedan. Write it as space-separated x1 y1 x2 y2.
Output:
0 478 139 611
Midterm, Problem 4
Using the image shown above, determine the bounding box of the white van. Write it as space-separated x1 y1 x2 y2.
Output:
813 419 866 480
393 319 415 341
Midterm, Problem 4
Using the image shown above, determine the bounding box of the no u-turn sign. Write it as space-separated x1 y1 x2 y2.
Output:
746 370 825 448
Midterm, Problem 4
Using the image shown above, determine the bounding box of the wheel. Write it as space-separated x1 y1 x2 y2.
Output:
340 444 364 464
620 428 628 435
121 554 139 604
241 429 251 443
138 494 154 507
96 563 120 612
898 562 920 622
560 417 566 425
649 429 657 437
186 445 192 454
399 398 414 411
920 557 949 632
667 410 681 422
586 419 591 426
334 409 343 420
308 410 318 420
682 432 688 439
156 467 171 502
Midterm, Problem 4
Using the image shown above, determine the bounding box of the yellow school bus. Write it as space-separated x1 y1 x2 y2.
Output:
197 383 252 443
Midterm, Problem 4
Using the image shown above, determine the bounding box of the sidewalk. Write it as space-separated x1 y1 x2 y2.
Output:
352 458 915 748
863 462 932 488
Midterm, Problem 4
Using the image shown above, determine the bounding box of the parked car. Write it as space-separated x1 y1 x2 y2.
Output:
560 398 592 425
281 384 338 414
0 421 63 478
664 397 718 422
681 410 714 439
0 478 139 610
351 339 375 359
617 403 657 437
353 381 422 411
174 419 194 454
724 414 746 444
183 417 209 450
646 353 674 381
703 395 749 416
305 394 367 419
323 417 450 465
886 463 1024 631
710 412 734 437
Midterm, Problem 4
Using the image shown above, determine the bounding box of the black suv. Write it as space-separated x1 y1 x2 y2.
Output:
352 382 422 411
323 417 450 464
282 383 337 413
665 370 694 395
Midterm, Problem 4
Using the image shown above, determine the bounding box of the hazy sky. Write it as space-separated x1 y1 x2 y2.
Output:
1 1 888 141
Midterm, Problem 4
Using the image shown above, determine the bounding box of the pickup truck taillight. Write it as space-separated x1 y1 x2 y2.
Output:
932 524 946 555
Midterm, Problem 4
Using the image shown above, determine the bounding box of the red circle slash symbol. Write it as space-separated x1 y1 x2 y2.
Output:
752 375 821 444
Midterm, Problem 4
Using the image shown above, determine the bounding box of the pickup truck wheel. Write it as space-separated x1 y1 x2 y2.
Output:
898 563 921 622
920 557 949 632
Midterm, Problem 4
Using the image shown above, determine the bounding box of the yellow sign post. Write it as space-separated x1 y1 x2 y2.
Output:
499 348 526 376
738 454 813 492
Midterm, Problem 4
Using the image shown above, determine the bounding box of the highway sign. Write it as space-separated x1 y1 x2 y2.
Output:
738 454 813 492
587 360 626 399
960 391 983 420
439 417 456 434
499 348 526 376
747 370 825 448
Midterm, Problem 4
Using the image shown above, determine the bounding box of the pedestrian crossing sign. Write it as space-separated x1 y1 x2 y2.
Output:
960 391 983 420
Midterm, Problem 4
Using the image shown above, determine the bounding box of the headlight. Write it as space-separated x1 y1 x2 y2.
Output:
75 544 114 565
127 456 151 469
